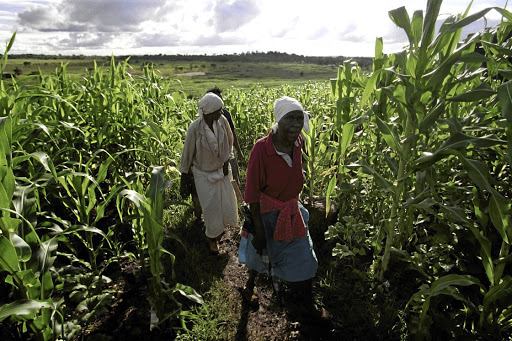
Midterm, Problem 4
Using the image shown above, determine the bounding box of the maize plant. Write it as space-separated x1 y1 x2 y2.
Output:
119 166 203 330
323 0 512 338
0 32 206 339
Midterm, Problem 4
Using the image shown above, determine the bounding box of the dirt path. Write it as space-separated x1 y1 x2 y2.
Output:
217 223 334 341
80 207 348 340
204 205 346 341
170 216 340 340
218 224 294 340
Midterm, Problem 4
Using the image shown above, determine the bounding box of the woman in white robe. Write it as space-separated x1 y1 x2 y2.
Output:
179 93 238 253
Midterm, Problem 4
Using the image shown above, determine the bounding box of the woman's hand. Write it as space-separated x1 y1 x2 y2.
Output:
251 232 266 254
180 173 193 199
223 161 229 176
237 151 244 163
249 203 266 254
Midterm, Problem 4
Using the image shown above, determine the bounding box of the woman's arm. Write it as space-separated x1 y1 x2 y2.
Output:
222 117 233 176
233 133 244 161
180 122 196 174
223 160 229 176
222 115 234 156
223 111 243 161
245 141 266 253
179 172 194 199
249 202 266 253
179 123 196 198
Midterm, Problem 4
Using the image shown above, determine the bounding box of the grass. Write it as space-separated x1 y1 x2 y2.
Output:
174 280 239 341
163 200 240 340
5 57 338 98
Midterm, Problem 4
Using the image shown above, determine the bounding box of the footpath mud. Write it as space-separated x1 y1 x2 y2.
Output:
215 222 338 341
82 203 348 340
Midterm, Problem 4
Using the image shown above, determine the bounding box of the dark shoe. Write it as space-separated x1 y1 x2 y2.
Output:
209 238 219 254
194 217 204 227
241 286 259 308
302 303 330 326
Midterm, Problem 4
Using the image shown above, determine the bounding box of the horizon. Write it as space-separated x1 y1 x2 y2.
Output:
5 50 373 59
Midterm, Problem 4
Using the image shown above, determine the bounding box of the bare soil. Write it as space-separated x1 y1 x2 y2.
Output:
80 200 412 341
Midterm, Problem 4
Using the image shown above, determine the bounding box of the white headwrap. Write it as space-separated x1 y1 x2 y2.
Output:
272 96 310 133
198 93 224 119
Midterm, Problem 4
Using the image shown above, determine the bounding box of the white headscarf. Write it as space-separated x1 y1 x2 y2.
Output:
198 93 224 119
272 96 310 133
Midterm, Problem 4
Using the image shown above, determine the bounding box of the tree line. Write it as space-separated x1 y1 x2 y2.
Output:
6 51 373 67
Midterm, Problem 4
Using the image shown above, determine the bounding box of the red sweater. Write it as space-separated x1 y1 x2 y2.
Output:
244 131 304 204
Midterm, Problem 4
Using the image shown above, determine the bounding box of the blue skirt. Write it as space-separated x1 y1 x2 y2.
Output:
238 203 318 282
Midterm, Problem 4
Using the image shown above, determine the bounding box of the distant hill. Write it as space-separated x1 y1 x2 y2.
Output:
8 51 373 68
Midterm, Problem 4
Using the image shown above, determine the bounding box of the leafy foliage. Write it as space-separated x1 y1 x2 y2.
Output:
322 1 512 339
2 1 512 339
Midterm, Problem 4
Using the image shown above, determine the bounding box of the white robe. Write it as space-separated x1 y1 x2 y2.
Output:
181 115 238 238
193 166 238 238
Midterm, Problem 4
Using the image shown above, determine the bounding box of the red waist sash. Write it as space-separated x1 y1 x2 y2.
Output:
259 193 305 242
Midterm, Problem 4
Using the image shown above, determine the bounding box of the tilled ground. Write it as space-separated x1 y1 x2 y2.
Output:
82 215 346 341
215 222 339 341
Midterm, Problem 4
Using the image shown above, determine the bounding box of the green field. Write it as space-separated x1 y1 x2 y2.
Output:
4 56 341 98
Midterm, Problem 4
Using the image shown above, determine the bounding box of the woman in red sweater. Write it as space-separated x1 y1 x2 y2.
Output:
239 96 326 319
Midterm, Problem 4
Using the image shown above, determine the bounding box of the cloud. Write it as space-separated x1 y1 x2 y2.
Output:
17 0 173 33
335 23 371 43
58 32 116 48
66 0 163 31
0 10 17 25
135 32 182 47
269 16 299 38
214 0 260 32
307 27 329 40
192 33 247 47
17 4 65 31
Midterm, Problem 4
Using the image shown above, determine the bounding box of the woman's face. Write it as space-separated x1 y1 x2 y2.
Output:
277 110 304 143
207 108 223 121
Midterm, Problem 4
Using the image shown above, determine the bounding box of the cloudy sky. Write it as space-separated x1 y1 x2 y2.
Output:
0 0 510 57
